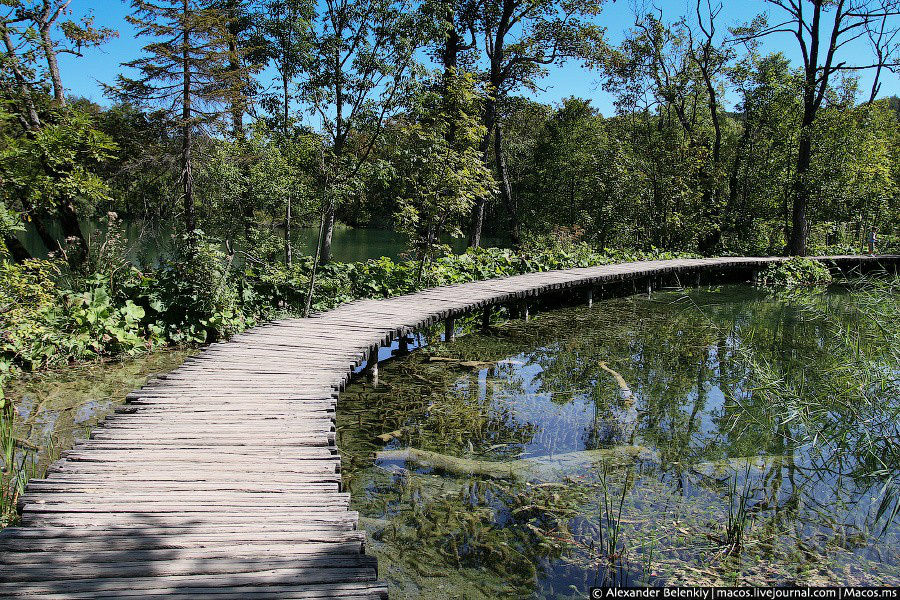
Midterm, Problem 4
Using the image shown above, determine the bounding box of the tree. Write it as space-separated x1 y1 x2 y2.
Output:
0 109 117 262
257 0 315 266
193 122 317 251
0 2 116 263
433 0 477 79
735 0 900 255
605 5 734 253
466 0 605 247
688 0 733 252
604 12 715 250
807 94 898 246
519 97 612 240
306 0 429 263
16 1 117 108
726 53 802 252
114 0 252 242
390 72 495 280
93 102 180 221
218 0 261 140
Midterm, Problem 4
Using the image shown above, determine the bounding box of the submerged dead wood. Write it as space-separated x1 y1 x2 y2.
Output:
427 357 496 370
378 446 795 484
598 361 635 404
377 446 659 481
597 360 639 440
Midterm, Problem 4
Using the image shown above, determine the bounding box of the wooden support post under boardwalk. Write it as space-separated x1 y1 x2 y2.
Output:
444 317 456 342
398 335 410 354
481 308 491 331
523 303 530 321
587 288 593 308
365 345 379 386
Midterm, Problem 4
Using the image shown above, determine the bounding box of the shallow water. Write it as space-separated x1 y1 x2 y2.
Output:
18 219 507 264
337 284 900 597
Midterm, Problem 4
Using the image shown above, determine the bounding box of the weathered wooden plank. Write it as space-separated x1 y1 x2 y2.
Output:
0 566 381 593
5 581 388 600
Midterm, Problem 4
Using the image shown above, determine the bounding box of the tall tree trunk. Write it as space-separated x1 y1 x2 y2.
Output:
39 23 64 107
469 96 496 248
223 0 245 139
697 66 723 254
790 93 816 256
440 6 460 75
789 126 812 256
239 140 254 236
722 121 751 241
787 2 826 257
321 202 335 263
320 49 342 264
441 5 460 146
494 126 519 245
229 40 244 139
470 2 511 249
182 0 195 241
285 195 292 267
2 233 30 262
304 210 326 318
283 71 291 267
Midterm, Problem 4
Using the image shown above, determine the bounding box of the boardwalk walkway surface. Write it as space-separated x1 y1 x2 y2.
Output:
0 256 896 598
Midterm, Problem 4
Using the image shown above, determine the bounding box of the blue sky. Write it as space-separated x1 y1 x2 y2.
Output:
62 0 899 118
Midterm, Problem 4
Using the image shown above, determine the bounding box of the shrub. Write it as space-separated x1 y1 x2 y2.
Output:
757 257 833 288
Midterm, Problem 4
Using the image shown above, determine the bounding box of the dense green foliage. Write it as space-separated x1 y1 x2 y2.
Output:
758 257 833 288
2 0 897 267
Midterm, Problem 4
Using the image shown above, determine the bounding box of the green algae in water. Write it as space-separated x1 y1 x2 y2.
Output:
337 283 900 597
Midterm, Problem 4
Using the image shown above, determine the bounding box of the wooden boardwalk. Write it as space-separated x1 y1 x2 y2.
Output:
0 256 895 598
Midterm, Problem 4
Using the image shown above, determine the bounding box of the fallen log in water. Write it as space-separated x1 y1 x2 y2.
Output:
376 446 659 481
378 446 796 484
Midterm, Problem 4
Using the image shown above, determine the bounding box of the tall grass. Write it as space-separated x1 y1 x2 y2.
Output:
730 274 900 536
1 404 25 525
594 466 633 586
723 464 755 556
0 403 51 526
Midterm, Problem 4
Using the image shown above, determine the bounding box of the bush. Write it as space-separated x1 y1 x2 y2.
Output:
757 257 833 288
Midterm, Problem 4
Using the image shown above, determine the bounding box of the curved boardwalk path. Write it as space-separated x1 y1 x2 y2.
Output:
1 256 896 598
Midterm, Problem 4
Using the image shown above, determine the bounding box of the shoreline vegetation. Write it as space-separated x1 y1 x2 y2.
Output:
5 242 890 399
0 237 705 396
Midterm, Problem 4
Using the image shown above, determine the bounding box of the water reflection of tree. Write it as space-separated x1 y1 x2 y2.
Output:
707 284 900 546
338 281 900 592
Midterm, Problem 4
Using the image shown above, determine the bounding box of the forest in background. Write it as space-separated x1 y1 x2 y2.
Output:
0 0 899 388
